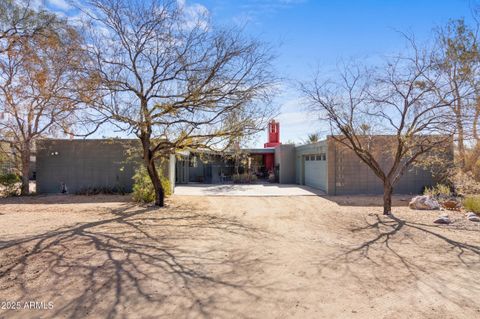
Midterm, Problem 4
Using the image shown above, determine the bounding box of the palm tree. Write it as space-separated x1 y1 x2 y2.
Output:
304 133 320 144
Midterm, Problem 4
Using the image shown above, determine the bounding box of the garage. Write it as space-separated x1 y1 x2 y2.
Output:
304 154 327 191
295 141 329 192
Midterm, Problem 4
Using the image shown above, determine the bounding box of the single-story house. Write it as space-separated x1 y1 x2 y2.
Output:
36 120 452 195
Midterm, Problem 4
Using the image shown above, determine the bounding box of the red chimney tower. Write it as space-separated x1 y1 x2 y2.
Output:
264 120 280 148
263 120 280 173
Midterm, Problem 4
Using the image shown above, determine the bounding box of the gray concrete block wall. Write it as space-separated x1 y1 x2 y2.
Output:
332 142 384 194
326 138 336 194
37 139 174 194
275 144 296 184
37 139 139 193
326 136 452 195
295 152 303 185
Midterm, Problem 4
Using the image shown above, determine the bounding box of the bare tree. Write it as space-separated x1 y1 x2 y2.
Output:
82 0 276 206
0 0 56 53
302 42 454 215
435 19 480 168
0 5 92 194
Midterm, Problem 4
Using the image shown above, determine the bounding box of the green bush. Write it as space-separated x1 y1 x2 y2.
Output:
463 196 480 214
0 173 20 196
423 184 451 198
132 166 171 203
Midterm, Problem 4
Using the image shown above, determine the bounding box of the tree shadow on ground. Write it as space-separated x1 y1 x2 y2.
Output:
323 195 411 207
315 213 480 312
0 202 277 319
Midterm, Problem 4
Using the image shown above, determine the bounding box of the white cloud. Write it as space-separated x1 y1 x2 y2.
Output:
48 0 72 11
231 0 307 28
240 0 307 13
279 0 306 4
17 0 43 11
177 0 210 30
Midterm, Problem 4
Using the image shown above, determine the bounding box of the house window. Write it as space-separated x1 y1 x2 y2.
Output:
305 155 310 161
322 154 326 160
316 155 322 161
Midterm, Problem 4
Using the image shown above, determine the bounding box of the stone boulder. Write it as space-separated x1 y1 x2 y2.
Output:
409 195 440 210
434 216 451 224
466 212 480 222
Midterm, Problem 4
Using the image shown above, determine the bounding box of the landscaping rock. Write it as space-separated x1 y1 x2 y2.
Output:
441 198 461 210
434 216 451 224
409 195 440 210
466 212 480 222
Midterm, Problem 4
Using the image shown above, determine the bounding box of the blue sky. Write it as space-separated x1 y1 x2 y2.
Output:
42 0 475 146
202 0 475 146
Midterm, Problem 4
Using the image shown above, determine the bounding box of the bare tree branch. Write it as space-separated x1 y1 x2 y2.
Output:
301 39 454 215
81 0 277 206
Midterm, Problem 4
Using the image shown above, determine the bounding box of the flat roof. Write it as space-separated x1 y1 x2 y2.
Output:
38 139 278 154
184 148 275 155
243 148 275 154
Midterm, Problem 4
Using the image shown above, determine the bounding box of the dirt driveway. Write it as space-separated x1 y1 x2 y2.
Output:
174 183 326 196
0 194 479 318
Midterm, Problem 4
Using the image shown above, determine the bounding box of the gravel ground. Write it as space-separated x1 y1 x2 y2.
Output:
0 194 479 318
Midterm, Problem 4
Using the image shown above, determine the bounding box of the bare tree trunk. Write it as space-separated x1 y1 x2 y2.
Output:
473 102 480 142
140 135 165 207
383 181 393 215
20 142 30 195
454 106 466 168
146 158 164 207
472 104 480 168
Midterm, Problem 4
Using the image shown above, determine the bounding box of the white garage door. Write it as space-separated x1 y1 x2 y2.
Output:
304 154 327 191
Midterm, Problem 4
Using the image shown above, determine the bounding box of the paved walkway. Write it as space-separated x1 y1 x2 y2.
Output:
173 183 326 196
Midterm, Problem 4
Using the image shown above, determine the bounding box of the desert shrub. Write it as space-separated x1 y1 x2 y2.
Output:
463 196 480 214
449 169 480 196
423 184 452 198
132 166 171 203
0 173 20 196
464 146 480 181
232 173 257 184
